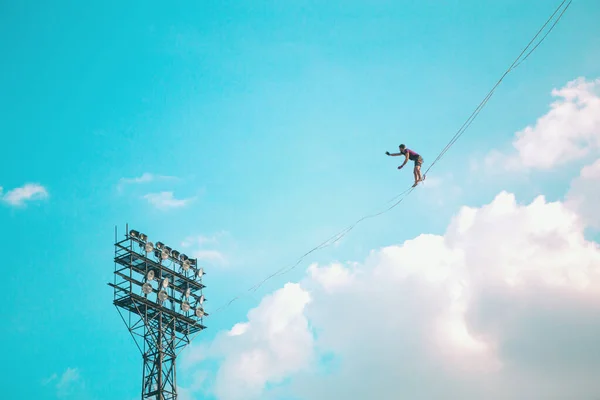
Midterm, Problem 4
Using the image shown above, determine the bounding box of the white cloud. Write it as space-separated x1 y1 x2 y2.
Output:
2 183 48 206
182 233 226 248
57 367 79 388
566 157 600 229
194 249 227 264
484 77 600 170
184 180 600 399
118 172 178 191
143 191 194 209
182 232 231 266
41 373 57 386
55 367 81 398
307 262 355 293
228 322 249 337
184 283 314 400
120 172 156 185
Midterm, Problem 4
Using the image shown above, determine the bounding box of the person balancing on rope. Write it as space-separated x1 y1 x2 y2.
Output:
385 144 425 187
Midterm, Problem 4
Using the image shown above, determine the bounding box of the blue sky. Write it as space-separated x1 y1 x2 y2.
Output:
1 1 599 399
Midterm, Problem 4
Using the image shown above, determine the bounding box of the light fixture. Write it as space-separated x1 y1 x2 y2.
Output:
199 294 205 305
147 270 155 281
130 229 140 238
195 307 205 318
171 250 180 260
164 246 172 255
162 278 169 288
185 288 191 298
182 259 190 271
139 233 148 242
145 242 154 253
190 259 197 267
156 242 165 250
161 250 169 260
180 254 189 262
197 268 204 278
158 290 168 302
181 301 190 312
142 283 153 295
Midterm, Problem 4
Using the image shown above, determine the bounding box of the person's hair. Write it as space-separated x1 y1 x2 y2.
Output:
399 144 406 149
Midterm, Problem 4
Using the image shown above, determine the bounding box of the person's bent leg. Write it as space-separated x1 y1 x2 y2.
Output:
416 158 423 181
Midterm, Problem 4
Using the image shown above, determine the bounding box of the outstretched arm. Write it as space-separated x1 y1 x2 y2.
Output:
386 151 402 156
399 153 409 168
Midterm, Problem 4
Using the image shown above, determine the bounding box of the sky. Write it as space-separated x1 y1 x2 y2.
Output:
1 0 600 399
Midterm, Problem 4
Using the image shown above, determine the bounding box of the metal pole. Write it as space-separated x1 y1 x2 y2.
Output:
158 310 163 399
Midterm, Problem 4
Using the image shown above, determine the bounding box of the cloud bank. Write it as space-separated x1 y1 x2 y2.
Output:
184 167 600 399
485 77 600 171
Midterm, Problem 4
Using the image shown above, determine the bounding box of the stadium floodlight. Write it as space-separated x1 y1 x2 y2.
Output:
181 301 190 312
182 259 190 271
180 254 189 262
109 225 207 400
142 283 153 295
190 259 197 267
158 290 168 302
197 268 204 278
145 242 154 253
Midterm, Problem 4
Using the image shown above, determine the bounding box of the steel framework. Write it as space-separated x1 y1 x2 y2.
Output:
109 226 207 400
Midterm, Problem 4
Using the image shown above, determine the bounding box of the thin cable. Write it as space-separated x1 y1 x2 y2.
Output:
513 1 571 70
261 187 416 284
186 0 572 344
424 0 571 175
424 0 569 169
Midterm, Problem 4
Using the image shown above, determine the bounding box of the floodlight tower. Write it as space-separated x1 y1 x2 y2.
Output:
109 226 208 400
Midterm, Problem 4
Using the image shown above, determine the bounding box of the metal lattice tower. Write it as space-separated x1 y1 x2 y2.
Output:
109 226 208 399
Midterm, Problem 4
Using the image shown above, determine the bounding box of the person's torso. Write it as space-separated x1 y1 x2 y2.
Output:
403 148 420 160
